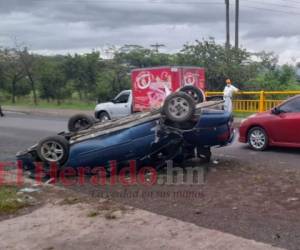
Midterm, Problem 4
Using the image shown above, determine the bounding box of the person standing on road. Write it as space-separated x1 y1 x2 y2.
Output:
0 105 4 117
223 79 239 113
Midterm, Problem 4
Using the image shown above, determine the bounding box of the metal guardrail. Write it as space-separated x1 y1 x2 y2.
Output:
206 91 300 113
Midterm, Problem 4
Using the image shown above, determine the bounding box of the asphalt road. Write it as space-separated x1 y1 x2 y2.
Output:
1 112 300 249
1 112 299 170
0 112 68 161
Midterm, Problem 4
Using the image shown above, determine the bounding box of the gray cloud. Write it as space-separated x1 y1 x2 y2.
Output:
0 0 300 63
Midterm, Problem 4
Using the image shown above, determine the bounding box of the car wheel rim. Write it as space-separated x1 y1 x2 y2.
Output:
168 97 190 119
185 90 199 102
100 115 109 122
249 130 266 149
41 141 64 162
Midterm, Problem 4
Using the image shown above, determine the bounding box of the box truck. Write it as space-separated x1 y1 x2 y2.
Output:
95 66 206 122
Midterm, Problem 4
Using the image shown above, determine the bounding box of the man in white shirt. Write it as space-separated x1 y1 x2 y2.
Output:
223 79 239 113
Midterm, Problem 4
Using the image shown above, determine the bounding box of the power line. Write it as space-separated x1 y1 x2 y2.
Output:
243 4 300 16
15 0 300 16
26 0 300 12
285 0 300 4
246 0 300 10
30 0 224 4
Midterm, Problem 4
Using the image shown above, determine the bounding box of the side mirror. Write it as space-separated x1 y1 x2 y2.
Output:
110 99 116 103
272 107 281 115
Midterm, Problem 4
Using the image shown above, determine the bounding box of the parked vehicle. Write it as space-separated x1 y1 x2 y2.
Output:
17 91 234 175
95 66 206 122
95 90 133 122
239 95 300 150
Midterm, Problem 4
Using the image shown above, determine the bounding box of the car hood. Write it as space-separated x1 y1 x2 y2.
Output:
241 111 272 125
95 102 113 110
247 111 271 119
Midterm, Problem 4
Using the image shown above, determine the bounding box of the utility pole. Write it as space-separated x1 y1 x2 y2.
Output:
225 0 230 48
235 0 239 49
150 43 165 53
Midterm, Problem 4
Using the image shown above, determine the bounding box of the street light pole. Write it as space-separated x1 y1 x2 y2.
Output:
225 0 230 48
235 0 239 49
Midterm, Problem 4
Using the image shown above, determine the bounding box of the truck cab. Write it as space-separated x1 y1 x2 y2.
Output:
95 90 132 122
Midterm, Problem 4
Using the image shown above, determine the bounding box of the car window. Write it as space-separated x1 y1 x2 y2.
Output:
114 92 129 103
280 97 300 113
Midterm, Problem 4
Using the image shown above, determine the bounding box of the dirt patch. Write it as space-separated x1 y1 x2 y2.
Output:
66 158 300 250
0 194 282 250
0 173 128 224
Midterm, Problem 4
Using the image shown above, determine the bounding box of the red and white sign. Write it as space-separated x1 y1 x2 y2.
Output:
132 66 205 112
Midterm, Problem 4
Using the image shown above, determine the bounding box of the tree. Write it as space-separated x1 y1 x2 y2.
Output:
249 64 297 91
114 45 174 68
95 59 130 102
0 39 294 106
63 51 101 100
0 49 25 103
17 47 39 105
176 38 260 90
39 60 71 104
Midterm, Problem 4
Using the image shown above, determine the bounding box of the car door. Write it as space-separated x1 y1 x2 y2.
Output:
69 128 134 168
129 120 157 159
268 96 300 144
112 91 131 118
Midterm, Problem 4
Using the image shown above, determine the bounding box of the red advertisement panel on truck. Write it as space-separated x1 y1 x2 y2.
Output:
132 66 205 112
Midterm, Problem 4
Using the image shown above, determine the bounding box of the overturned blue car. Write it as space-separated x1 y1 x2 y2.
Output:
17 89 234 174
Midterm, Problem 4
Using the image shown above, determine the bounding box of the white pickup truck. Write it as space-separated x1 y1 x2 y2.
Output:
94 86 213 122
95 90 133 122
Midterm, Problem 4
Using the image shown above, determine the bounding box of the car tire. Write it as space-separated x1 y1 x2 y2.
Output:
197 147 211 163
180 85 205 103
37 135 69 165
162 92 195 123
98 111 111 123
68 113 95 132
247 127 268 151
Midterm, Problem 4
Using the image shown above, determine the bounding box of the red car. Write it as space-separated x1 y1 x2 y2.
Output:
239 95 300 150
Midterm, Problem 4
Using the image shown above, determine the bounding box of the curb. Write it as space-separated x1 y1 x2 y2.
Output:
2 106 92 118
3 106 244 128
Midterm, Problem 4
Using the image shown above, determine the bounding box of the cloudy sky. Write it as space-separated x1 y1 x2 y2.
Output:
0 0 300 63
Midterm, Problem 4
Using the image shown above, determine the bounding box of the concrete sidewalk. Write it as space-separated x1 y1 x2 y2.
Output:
0 196 283 250
3 105 93 118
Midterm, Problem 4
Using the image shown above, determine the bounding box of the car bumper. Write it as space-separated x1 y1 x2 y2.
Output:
16 152 36 171
239 136 247 143
238 125 247 143
16 144 38 171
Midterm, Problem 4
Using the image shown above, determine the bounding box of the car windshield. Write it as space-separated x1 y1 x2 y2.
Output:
280 96 300 113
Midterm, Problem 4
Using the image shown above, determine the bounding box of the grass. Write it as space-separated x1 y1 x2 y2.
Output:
0 185 25 215
87 211 99 217
2 98 257 116
233 112 255 118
